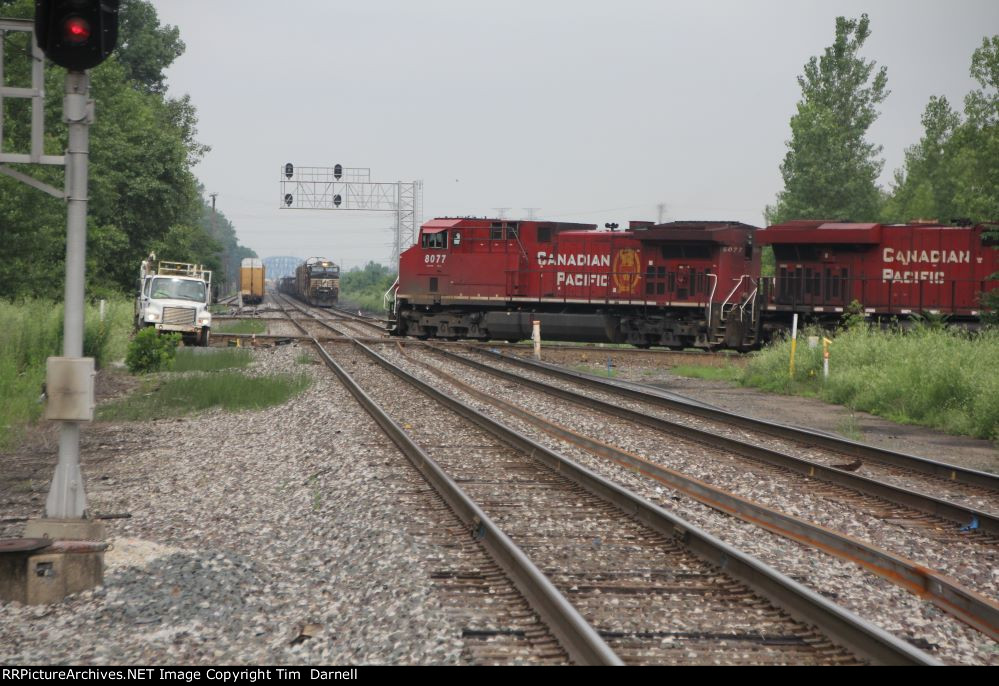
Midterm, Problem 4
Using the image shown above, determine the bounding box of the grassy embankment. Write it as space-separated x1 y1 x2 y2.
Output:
99 347 309 421
0 298 133 449
673 326 999 441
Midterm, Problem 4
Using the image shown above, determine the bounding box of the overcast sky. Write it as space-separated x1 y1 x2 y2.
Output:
151 0 999 269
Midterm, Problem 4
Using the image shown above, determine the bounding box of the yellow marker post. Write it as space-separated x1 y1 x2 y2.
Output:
789 313 798 378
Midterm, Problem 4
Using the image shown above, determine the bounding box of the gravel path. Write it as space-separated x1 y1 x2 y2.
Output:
0 344 495 664
369 342 998 665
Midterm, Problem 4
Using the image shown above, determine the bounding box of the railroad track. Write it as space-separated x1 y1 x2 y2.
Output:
378 342 999 643
466 347 999 520
275 295 937 664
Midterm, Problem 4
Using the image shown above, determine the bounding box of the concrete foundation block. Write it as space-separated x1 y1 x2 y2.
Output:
24 518 106 541
0 539 106 605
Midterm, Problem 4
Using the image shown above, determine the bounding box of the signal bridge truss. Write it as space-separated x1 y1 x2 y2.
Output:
280 164 422 264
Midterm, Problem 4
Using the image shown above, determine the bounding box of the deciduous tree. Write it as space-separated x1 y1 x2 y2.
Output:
767 14 889 224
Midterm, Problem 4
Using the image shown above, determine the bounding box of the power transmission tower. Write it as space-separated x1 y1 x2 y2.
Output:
657 202 668 224
492 207 510 219
524 207 540 220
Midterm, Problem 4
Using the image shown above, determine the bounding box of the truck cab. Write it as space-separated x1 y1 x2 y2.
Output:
135 254 213 346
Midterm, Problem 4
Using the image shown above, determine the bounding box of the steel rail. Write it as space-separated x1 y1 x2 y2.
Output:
348 339 940 665
400 345 999 641
472 347 999 497
311 340 622 666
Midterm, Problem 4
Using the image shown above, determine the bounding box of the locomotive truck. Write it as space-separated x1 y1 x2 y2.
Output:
135 253 213 347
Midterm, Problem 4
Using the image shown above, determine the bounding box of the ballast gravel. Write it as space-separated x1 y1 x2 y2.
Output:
372 343 998 665
0 344 470 665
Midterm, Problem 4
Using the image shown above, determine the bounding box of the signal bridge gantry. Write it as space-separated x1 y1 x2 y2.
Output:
279 163 422 264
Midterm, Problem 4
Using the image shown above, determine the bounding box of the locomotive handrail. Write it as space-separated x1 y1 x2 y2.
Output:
383 276 399 315
719 274 748 322
705 273 718 324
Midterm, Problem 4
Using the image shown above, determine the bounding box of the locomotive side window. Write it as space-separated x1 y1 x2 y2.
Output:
537 226 552 242
506 222 519 239
421 231 447 249
490 222 504 240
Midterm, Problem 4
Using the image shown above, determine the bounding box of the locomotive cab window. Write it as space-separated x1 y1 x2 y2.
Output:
506 222 519 239
490 222 504 240
537 225 552 242
421 231 448 249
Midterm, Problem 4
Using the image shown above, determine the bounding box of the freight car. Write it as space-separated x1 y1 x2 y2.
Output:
240 258 266 304
390 217 998 349
294 257 340 307
278 276 297 297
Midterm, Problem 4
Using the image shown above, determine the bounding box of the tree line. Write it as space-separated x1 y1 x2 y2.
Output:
0 0 253 300
768 14 998 229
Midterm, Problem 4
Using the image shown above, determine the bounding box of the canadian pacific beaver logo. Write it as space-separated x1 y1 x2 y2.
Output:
612 249 641 294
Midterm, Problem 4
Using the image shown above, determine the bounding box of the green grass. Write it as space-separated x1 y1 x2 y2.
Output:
742 326 999 441
836 414 865 442
296 352 315 365
170 348 252 372
98 371 310 421
670 364 744 383
0 298 132 450
215 319 267 335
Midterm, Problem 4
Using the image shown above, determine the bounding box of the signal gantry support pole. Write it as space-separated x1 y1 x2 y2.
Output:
45 70 92 520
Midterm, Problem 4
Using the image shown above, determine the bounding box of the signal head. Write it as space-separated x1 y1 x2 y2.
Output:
333 163 342 180
284 162 294 179
284 193 293 207
333 194 342 207
35 0 119 71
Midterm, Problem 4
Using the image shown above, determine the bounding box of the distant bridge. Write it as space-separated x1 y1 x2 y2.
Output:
262 256 303 280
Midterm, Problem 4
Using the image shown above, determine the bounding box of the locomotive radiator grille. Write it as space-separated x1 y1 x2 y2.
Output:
162 306 196 325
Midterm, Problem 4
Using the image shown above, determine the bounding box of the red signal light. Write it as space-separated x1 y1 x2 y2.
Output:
62 16 91 44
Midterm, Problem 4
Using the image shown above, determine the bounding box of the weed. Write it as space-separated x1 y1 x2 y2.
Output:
0 298 132 449
835 414 864 442
743 326 999 440
126 328 181 374
171 348 252 373
670 364 743 383
215 320 267 335
98 371 310 421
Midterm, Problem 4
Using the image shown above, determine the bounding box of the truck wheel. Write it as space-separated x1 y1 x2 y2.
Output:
199 327 211 347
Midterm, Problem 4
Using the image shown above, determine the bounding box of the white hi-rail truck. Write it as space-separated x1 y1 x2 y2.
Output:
135 252 213 346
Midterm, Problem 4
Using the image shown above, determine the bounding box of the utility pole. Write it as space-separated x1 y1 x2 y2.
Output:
210 192 224 296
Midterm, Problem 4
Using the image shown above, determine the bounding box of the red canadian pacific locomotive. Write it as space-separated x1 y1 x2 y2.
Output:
391 217 998 349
